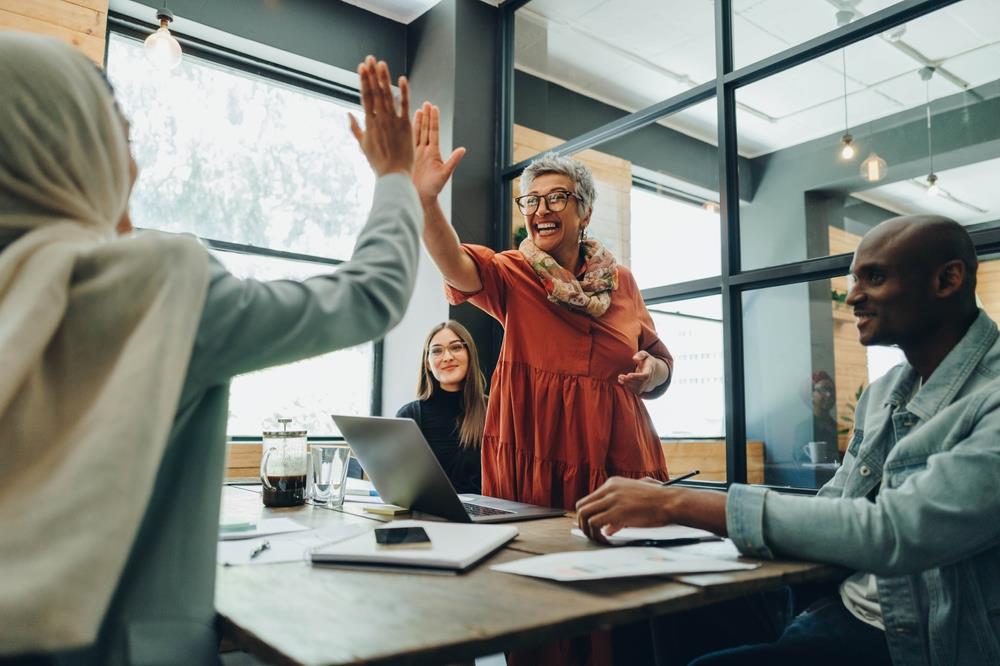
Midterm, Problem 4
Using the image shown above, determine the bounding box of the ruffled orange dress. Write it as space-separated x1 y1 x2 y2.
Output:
446 244 672 510
448 244 673 665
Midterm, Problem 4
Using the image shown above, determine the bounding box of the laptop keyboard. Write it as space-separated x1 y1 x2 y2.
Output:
462 502 515 517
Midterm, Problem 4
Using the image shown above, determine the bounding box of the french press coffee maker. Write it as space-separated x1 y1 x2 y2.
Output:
259 418 308 507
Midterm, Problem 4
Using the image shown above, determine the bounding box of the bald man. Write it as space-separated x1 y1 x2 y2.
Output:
577 216 1000 665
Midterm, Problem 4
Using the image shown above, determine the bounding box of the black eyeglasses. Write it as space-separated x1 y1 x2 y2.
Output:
514 190 581 216
428 341 467 359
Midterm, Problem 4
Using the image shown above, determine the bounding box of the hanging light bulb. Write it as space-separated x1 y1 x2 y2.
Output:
926 173 940 197
144 7 182 70
860 152 888 182
836 49 855 161
839 133 856 160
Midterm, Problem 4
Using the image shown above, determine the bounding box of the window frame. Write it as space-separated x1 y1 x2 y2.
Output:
106 14 383 440
497 0 1000 491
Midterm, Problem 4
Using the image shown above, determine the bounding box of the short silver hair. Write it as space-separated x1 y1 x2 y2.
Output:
520 153 596 219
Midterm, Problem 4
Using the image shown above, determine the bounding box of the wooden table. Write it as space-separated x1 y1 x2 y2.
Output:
216 486 841 666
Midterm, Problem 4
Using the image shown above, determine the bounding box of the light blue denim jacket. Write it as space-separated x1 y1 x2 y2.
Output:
728 310 1000 666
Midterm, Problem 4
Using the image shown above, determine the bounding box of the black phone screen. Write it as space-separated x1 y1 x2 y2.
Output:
374 526 431 545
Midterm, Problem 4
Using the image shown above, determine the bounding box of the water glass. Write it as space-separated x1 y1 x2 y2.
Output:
310 444 351 507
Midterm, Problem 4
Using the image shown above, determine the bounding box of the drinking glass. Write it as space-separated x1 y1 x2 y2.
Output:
310 444 352 507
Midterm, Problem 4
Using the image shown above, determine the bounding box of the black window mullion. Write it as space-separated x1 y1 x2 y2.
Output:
716 0 746 487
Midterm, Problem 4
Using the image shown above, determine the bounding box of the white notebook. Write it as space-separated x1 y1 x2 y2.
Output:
310 520 518 572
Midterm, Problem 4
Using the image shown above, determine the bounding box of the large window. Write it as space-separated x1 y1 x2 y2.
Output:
502 0 1000 490
107 32 375 437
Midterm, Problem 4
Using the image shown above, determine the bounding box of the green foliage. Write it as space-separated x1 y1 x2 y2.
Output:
838 382 866 435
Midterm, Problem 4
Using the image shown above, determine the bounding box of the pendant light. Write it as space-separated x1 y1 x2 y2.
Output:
144 4 182 70
859 120 887 182
838 49 855 161
921 67 939 196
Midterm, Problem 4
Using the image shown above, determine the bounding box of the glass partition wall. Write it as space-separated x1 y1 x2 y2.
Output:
498 0 1000 490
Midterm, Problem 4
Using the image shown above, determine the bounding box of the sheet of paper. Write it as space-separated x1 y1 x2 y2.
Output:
570 524 716 545
218 517 310 541
491 547 758 582
218 524 369 566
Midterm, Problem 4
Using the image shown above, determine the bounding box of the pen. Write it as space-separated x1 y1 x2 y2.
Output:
660 470 700 486
346 488 379 497
249 541 270 560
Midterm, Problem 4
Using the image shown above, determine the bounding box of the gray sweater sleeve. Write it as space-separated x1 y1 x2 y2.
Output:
179 173 421 402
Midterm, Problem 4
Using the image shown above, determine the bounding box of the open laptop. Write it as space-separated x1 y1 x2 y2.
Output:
332 414 565 524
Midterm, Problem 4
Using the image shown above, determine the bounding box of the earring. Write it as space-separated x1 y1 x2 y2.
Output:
579 227 588 242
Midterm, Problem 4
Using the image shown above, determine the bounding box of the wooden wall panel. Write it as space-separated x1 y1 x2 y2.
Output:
661 440 764 485
828 227 866 452
1 0 108 65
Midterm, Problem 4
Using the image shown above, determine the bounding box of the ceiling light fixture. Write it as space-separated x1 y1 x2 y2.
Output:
144 3 182 70
859 117 887 182
920 66 938 197
838 49 855 161
860 151 888 182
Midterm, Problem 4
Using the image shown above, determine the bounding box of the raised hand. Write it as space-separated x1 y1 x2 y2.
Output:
412 102 465 206
349 55 413 177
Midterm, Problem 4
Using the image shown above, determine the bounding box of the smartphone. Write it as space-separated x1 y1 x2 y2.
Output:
374 526 432 548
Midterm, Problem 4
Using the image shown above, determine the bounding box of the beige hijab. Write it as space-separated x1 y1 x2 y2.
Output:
0 34 210 654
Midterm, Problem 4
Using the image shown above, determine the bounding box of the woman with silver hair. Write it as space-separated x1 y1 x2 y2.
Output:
411 104 673 522
412 105 673 663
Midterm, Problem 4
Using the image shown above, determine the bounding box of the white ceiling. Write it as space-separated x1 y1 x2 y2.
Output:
515 0 1000 156
342 0 444 24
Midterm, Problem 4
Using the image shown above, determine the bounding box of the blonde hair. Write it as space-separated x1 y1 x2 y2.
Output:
417 321 487 449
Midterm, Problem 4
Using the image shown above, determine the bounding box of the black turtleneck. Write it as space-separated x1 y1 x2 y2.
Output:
396 389 481 494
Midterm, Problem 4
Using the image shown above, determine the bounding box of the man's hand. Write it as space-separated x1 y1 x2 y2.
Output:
412 102 465 207
349 56 413 177
575 477 672 543
618 350 669 395
576 477 729 544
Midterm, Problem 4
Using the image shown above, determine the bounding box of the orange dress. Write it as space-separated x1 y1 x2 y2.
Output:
446 244 672 510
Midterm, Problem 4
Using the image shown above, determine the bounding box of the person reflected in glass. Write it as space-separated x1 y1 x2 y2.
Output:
0 36 419 665
794 370 840 464
396 321 486 494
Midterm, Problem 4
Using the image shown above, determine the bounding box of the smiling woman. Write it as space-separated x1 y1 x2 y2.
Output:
395 321 487 494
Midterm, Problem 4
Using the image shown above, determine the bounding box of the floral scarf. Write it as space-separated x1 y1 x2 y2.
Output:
519 236 619 318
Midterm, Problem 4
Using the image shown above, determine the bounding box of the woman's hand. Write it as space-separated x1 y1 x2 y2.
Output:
618 350 669 395
349 56 413 177
412 102 465 207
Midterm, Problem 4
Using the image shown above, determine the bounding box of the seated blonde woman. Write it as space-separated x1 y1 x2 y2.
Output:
0 35 419 665
396 320 487 493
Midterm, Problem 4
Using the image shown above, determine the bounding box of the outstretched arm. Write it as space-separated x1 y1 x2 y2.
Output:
412 102 482 293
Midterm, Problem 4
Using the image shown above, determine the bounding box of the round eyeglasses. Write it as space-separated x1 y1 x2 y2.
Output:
428 341 467 359
514 190 581 216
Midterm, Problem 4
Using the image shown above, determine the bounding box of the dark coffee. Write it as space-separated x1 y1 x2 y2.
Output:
262 475 307 507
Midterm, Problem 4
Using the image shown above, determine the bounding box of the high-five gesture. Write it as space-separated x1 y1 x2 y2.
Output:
412 102 465 206
349 55 413 176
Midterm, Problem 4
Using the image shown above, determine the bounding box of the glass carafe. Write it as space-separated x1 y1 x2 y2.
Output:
260 418 308 507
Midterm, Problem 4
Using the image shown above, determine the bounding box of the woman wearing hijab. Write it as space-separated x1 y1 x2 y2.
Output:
0 35 420 665
411 104 673 664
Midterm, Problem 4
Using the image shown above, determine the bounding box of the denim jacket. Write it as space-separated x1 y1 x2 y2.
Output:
728 310 1000 666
